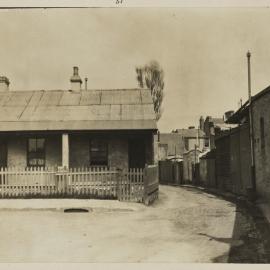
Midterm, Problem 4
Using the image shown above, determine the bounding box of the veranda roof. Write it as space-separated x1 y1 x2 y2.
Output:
0 89 157 131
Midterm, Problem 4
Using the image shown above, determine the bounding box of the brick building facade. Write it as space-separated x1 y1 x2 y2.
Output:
227 85 270 201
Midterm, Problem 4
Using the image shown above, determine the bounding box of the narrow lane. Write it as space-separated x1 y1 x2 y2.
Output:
0 185 269 262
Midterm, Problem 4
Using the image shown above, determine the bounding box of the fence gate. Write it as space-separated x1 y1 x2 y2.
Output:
117 168 144 202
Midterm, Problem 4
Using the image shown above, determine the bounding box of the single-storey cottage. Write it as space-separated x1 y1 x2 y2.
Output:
0 67 158 202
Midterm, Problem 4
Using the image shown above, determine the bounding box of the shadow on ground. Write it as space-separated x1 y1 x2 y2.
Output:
225 201 270 263
180 185 270 263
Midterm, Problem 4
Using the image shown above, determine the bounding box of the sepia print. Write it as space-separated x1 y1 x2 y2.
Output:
0 1 270 265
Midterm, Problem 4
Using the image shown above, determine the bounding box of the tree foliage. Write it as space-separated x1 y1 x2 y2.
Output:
136 61 164 121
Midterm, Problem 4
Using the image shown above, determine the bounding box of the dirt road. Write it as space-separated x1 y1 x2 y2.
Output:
0 185 269 262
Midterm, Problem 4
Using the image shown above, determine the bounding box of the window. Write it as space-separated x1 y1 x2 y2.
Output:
27 138 45 167
89 139 108 166
260 117 265 150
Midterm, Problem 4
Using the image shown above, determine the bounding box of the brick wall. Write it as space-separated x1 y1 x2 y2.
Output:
69 134 129 169
45 135 62 167
6 132 154 170
215 125 251 195
7 136 27 167
215 133 231 191
7 135 62 167
252 94 270 201
108 137 128 169
69 135 90 167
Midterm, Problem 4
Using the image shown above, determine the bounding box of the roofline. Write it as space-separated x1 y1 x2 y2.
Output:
5 88 150 93
0 129 157 135
227 84 270 124
0 120 157 132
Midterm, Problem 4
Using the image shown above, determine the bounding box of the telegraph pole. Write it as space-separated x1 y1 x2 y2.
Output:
247 51 256 192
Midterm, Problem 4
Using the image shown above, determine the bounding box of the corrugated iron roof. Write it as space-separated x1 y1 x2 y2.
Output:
0 89 157 131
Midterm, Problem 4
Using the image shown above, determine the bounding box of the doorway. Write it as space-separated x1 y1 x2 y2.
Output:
128 139 146 169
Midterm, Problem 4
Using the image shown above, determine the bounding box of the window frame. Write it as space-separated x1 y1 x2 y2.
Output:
27 137 46 168
89 139 108 167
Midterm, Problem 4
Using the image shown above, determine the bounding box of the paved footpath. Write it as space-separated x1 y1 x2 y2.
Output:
0 185 269 263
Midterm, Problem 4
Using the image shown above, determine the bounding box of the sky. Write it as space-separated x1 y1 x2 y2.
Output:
1 7 270 132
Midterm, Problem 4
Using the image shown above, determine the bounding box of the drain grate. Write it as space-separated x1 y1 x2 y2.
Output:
64 208 89 213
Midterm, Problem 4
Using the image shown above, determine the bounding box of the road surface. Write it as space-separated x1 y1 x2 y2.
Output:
0 185 269 263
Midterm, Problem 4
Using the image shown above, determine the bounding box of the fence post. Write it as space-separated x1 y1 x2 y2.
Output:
116 168 122 201
143 165 149 205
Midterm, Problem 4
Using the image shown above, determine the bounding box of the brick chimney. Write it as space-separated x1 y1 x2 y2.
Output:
0 76 10 91
199 116 204 131
70 66 82 91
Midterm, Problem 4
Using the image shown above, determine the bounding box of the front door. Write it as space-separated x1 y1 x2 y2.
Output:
128 139 146 169
0 141 7 168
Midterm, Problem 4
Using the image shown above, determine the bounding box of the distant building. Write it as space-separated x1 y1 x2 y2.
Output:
155 133 185 161
173 127 206 152
183 148 202 183
155 127 206 161
200 114 236 150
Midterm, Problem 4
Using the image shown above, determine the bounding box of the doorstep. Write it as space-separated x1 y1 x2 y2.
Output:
0 198 146 212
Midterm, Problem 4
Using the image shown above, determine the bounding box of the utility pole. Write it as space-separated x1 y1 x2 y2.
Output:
247 51 256 192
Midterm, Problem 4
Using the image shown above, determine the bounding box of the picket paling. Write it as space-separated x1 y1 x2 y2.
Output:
0 166 145 201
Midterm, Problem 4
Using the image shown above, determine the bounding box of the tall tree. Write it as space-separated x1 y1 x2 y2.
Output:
136 61 164 121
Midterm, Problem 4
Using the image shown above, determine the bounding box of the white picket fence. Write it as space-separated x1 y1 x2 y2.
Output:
0 166 158 203
118 168 145 202
0 167 56 197
0 167 143 200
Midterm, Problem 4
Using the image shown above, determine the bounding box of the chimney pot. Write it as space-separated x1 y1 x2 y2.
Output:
70 66 82 91
73 66 79 76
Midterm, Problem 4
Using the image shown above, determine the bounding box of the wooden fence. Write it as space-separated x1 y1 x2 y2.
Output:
143 165 159 205
117 168 144 202
0 166 158 204
159 160 183 185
